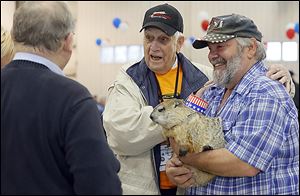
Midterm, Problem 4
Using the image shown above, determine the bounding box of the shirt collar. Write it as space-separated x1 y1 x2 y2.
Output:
13 52 65 76
210 61 267 96
171 55 178 70
234 61 267 95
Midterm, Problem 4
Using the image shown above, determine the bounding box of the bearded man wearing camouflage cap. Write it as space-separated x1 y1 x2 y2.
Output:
166 14 299 195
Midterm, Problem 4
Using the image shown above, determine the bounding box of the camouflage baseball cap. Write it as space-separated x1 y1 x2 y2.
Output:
193 14 262 49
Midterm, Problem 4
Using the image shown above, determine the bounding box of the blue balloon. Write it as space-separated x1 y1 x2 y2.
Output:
189 36 196 44
96 38 102 46
113 17 121 28
294 22 299 34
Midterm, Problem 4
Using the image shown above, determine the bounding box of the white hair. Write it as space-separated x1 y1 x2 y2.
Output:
235 37 266 61
174 31 184 41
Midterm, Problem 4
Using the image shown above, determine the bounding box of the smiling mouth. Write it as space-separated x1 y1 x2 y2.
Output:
214 63 225 68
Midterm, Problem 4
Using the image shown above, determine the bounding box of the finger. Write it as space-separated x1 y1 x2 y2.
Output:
166 164 193 186
204 82 214 89
167 164 192 177
195 82 214 97
174 173 195 188
179 177 196 188
278 76 288 84
166 159 176 167
285 79 291 93
195 88 205 98
204 80 214 87
266 64 287 75
167 155 182 167
268 71 286 81
266 68 279 77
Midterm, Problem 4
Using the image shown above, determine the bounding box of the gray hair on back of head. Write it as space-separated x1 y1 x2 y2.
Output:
12 1 75 52
235 37 266 61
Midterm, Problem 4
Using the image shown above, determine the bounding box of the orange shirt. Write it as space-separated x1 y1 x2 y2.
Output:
155 64 182 189
155 65 182 100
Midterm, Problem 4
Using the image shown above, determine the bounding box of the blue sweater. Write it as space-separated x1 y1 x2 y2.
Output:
1 60 122 195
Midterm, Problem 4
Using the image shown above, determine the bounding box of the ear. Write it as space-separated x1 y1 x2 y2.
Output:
63 33 73 52
247 38 257 59
176 36 185 53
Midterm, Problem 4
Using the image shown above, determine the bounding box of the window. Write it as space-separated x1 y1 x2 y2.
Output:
100 46 114 64
265 41 298 62
100 45 143 64
114 45 127 63
266 42 281 61
128 45 143 62
282 42 298 61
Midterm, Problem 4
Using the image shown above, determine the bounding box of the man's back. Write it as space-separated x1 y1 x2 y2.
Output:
1 60 122 194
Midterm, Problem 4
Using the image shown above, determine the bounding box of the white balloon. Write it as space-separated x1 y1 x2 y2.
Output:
286 22 295 30
184 38 192 48
119 22 129 32
198 11 209 21
101 40 107 46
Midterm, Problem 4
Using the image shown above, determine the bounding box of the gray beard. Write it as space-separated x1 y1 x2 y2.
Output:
213 54 241 87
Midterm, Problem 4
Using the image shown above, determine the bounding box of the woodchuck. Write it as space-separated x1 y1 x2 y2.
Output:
150 98 225 186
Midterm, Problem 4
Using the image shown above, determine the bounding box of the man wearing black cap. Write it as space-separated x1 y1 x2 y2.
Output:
166 14 299 195
104 4 294 195
103 3 212 195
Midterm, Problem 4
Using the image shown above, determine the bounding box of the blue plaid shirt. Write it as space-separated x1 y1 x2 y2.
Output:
187 61 299 195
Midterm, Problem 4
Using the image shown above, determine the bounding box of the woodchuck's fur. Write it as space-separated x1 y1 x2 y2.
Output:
150 98 225 186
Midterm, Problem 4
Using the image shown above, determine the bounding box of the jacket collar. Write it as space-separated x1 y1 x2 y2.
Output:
127 53 208 107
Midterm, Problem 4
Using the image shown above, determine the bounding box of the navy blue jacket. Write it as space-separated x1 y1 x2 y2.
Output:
1 60 122 195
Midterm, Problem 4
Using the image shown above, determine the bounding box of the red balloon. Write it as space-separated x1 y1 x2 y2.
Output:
286 28 295 39
201 20 209 31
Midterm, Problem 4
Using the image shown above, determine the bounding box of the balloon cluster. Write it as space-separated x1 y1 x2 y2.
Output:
198 11 210 31
112 17 129 31
96 16 129 47
95 38 110 47
286 22 299 40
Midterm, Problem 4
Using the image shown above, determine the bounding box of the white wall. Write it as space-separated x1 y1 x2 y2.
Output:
1 1 299 97
189 1 299 84
76 1 193 97
1 1 15 30
75 1 299 97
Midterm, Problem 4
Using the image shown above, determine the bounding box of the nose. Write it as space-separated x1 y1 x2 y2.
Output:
150 41 160 52
208 51 219 61
209 54 221 66
150 114 154 120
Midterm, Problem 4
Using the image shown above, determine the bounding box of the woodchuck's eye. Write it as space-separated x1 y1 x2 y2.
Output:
158 106 165 112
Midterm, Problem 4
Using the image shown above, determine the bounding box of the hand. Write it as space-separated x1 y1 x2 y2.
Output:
165 154 195 188
169 137 199 166
195 80 214 98
266 64 292 92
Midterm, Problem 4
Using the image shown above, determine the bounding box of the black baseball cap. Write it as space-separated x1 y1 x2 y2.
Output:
193 14 262 49
140 3 183 36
